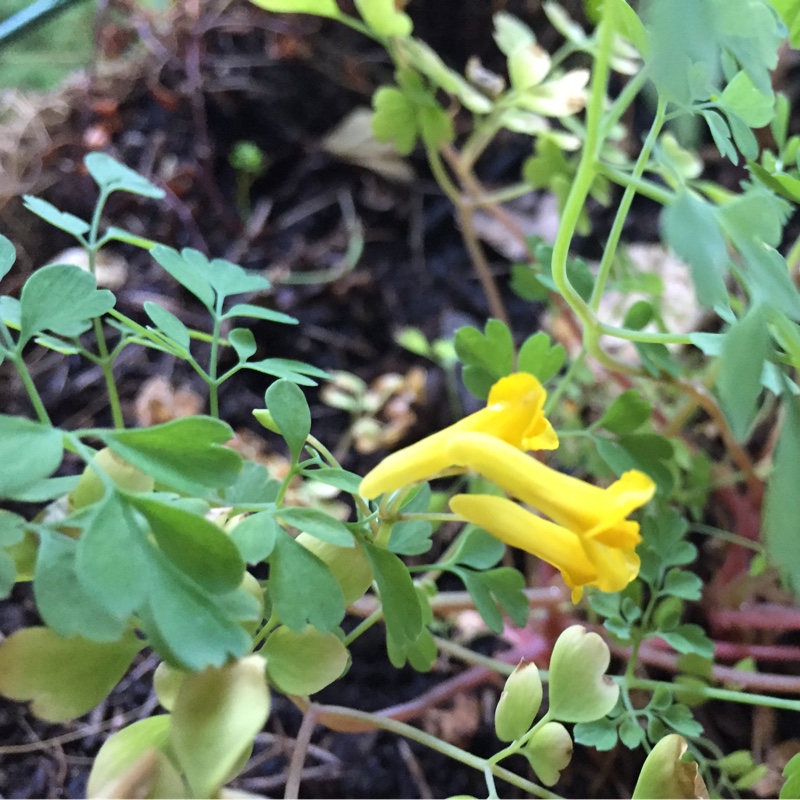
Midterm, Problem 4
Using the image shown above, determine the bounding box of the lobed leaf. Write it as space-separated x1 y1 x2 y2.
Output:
19 264 115 346
84 153 165 199
101 416 242 496
0 416 63 500
0 627 142 723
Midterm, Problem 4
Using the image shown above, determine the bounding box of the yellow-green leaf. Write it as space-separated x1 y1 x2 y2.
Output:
171 655 270 797
0 627 142 722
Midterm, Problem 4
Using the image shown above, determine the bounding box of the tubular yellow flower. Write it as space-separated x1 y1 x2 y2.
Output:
359 373 557 499
444 434 655 600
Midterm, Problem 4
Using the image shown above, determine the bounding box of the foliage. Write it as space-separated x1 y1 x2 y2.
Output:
2 0 800 796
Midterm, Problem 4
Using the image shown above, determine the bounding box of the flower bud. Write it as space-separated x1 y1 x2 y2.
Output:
295 533 373 605
153 661 184 711
494 659 543 742
632 734 709 799
252 409 281 434
70 447 154 509
523 721 573 787
548 625 619 723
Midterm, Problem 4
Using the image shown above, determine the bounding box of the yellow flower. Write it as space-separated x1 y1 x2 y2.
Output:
446 433 655 600
359 372 557 500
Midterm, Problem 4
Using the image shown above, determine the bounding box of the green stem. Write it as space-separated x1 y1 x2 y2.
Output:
590 96 667 312
597 322 694 345
596 163 674 205
86 188 124 429
313 703 560 799
628 677 800 713
208 304 223 418
466 182 535 208
601 66 650 139
343 607 383 646
544 348 586 415
11 351 51 425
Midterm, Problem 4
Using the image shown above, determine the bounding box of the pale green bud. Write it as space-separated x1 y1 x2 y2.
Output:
252 408 280 434
494 659 543 742
507 43 550 91
548 625 619 723
523 721 573 787
70 447 154 509
632 734 709 799
153 661 185 711
295 533 373 605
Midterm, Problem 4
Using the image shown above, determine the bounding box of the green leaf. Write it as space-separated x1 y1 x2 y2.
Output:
269 530 346 632
101 416 242 496
0 627 142 723
249 0 342 18
0 416 63 500
301 466 363 494
455 566 528 632
126 495 244 593
244 357 329 385
418 104 456 150
619 717 645 749
141 553 253 670
229 511 279 563
719 70 774 127
22 196 90 238
659 623 714 659
455 319 515 399
264 625 349 694
150 246 215 310
84 153 165 199
662 569 703 600
703 109 739 163
19 264 115 345
659 703 704 738
372 86 420 156
718 306 770 440
510 263 550 302
354 0 412 36
144 301 190 352
388 483 434 555
206 257 271 301
76 493 149 619
34 532 129 642
607 0 649 56
387 623 437 672
596 390 652 435
765 394 800 596
662 191 729 310
171 655 270 797
222 462 280 506
230 328 257 362
770 0 800 47
517 332 565 384
0 234 15 283
221 302 296 326
265 379 311 463
780 752 800 799
448 526 505 570
595 434 675 494
573 718 619 751
365 542 422 651
277 507 354 547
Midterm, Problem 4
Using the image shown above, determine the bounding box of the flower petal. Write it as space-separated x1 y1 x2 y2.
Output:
359 372 557 499
450 494 597 589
